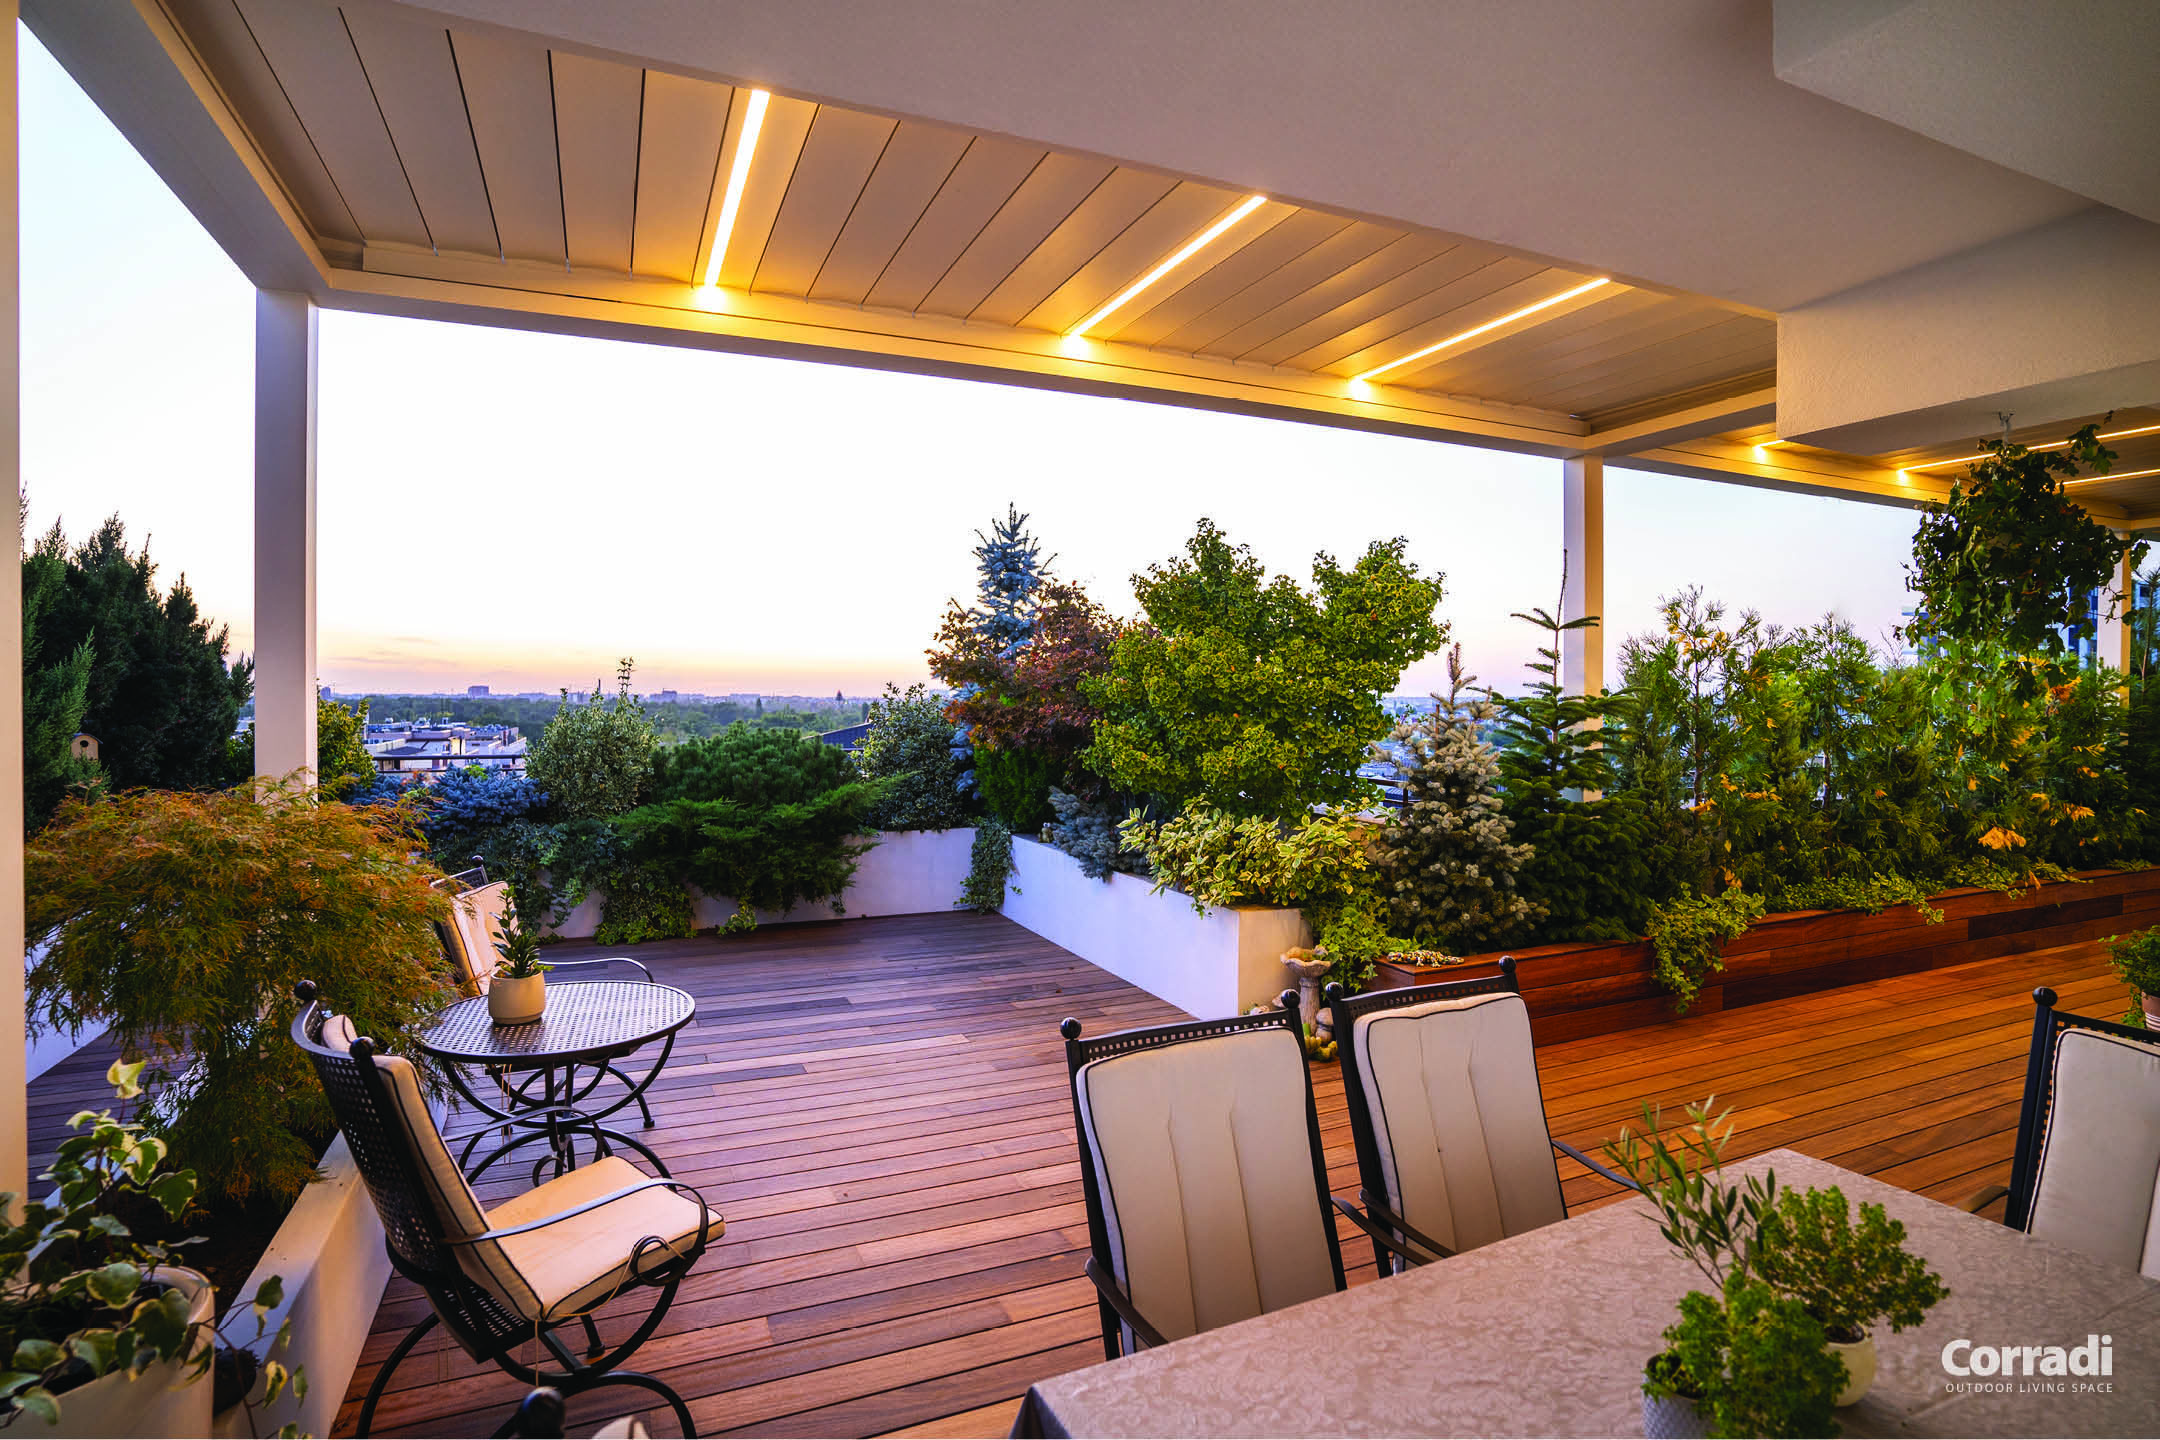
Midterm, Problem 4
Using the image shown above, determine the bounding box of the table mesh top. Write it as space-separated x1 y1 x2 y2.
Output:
420 981 695 1062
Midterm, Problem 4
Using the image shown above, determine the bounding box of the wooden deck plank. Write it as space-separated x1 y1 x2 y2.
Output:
26 908 2118 1438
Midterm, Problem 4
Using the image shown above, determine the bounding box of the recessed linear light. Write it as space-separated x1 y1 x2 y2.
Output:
2065 465 2160 488
1352 277 1613 385
700 88 771 290
1902 422 2160 472
1069 194 1269 337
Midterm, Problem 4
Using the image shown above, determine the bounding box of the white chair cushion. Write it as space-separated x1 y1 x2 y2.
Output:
448 882 511 995
1075 1026 1336 1343
2028 1027 2160 1279
482 1155 723 1319
1354 991 1565 1256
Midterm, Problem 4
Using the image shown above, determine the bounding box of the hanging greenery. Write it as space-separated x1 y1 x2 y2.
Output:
1907 423 2148 681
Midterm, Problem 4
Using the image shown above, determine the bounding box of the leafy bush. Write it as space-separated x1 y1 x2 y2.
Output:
1646 890 1766 1014
2106 927 2160 997
526 662 656 820
1309 892 1414 994
975 747 1053 832
26 778 452 1201
1042 788 1149 879
1084 520 1445 817
315 696 375 797
935 575 1121 798
960 818 1014 914
620 724 880 916
1662 1275 1844 1440
1372 646 1539 949
1121 803 1369 914
1751 1184 1947 1341
420 768 550 858
856 683 971 831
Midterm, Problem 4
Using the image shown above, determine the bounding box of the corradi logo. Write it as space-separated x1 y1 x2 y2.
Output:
1940 1334 2116 1395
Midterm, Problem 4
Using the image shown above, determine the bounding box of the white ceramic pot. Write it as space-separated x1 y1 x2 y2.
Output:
30 1266 214 1439
2142 991 2159 1028
1829 1329 1877 1407
1641 1390 1708 1439
489 972 546 1026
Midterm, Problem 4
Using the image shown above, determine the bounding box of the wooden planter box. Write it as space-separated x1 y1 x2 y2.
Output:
1372 868 2160 1045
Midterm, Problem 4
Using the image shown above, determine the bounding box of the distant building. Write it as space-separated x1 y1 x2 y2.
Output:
467 684 490 696
820 722 872 752
364 721 527 781
653 689 679 703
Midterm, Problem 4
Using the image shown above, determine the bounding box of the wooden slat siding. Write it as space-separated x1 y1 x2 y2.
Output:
1373 868 2160 1043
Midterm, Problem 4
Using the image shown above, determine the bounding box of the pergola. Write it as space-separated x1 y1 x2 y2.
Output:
1 0 2156 1194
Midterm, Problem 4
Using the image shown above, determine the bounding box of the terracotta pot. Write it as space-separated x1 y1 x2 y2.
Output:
27 1266 214 1438
2142 991 2160 1028
1641 1390 1708 1438
1829 1329 1877 1407
489 972 546 1026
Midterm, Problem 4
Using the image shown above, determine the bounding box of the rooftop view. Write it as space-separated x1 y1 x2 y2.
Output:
5 3 2159 1439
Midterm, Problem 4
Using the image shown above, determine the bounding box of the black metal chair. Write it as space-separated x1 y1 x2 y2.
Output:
291 982 718 1437
1326 957 1637 1274
1963 986 2160 1278
1059 992 1348 1361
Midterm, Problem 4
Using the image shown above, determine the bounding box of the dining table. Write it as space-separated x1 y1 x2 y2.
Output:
1013 1149 2160 1437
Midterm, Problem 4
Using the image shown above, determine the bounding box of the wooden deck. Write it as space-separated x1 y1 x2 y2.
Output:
22 910 2126 1438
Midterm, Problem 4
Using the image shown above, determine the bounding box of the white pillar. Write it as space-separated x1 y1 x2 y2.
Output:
253 291 318 783
2105 537 2134 675
0 0 27 1205
1562 454 1605 697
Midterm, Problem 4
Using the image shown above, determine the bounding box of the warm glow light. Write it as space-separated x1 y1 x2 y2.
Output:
1902 422 2160 471
700 89 771 289
1069 194 1269 337
1352 277 1613 384
2064 464 2160 487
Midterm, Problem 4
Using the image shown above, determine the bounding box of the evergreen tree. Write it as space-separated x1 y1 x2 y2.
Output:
964 504 1050 657
20 518 99 825
21 512 250 809
1487 597 1661 944
1373 645 1540 949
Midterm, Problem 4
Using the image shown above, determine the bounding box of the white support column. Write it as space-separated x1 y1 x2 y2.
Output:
1562 454 1605 697
0 0 27 1205
253 291 318 784
2107 536 2135 678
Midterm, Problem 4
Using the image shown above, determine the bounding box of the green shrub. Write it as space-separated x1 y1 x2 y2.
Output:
1751 1184 1947 1341
960 818 1014 914
1043 788 1149 879
856 682 970 831
26 778 452 1202
1663 1275 1845 1440
1308 891 1414 994
1084 520 1445 817
526 661 657 820
1646 890 1766 1013
975 747 1054 832
2105 926 2160 997
1122 803 1369 914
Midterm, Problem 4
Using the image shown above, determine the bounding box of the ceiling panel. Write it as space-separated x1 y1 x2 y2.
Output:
1264 252 1534 372
1407 293 1743 393
916 152 1118 319
1315 263 1595 379
860 136 1046 313
967 168 1179 326
229 0 428 246
1020 181 1251 334
1197 231 1453 361
550 51 641 272
631 69 731 281
165 0 361 243
711 94 817 289
1104 208 1348 347
1150 220 1405 354
809 122 973 304
341 4 498 256
448 28 563 265
754 106 897 296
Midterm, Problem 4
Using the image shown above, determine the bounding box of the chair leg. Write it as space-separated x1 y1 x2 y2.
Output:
357 1312 440 1437
580 1312 606 1358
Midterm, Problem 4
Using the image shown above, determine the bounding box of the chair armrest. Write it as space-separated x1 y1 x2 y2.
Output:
443 1177 718 1251
1960 1184 2011 1216
1357 1189 1456 1262
541 955 655 983
1554 1136 1642 1193
1084 1257 1168 1350
1331 1194 1439 1267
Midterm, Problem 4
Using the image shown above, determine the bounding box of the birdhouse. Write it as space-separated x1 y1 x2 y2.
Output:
70 734 99 763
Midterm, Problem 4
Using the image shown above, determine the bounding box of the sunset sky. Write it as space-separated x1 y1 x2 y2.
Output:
20 28 1924 700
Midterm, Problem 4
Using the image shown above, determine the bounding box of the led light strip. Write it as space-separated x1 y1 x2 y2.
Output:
1353 277 1612 385
1069 194 1269 337
701 89 772 289
1902 422 2160 472
2063 465 2160 488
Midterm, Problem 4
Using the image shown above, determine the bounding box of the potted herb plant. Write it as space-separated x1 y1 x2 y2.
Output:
0 1061 299 1438
1752 1185 1948 1406
489 889 550 1026
2104 926 2160 1027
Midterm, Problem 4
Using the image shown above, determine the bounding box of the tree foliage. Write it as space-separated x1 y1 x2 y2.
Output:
526 661 657 820
25 779 452 1202
855 683 971 831
1085 520 1446 817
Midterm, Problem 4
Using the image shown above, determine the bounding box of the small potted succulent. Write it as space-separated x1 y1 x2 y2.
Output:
2104 926 2160 1027
1751 1185 1948 1406
488 889 551 1026
0 1060 299 1437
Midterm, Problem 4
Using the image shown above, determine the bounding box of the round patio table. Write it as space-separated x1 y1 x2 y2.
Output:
418 980 695 1183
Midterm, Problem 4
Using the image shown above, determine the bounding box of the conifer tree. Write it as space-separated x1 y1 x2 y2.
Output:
1373 645 1540 948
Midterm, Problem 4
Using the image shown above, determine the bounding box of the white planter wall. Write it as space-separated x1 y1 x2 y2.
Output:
545 828 976 941
213 1134 391 1439
1002 836 1309 1019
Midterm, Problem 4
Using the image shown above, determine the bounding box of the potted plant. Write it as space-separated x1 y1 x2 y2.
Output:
490 888 551 1025
1752 1185 1948 1406
2104 926 2160 1026
0 1060 299 1438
